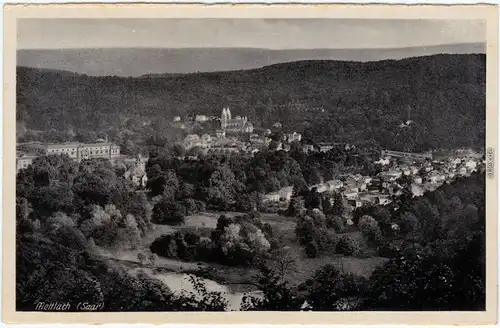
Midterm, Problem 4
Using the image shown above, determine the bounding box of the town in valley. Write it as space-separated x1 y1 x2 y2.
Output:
17 106 484 214
15 17 487 313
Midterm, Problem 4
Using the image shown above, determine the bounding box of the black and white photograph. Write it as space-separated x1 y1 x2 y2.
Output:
6 5 498 323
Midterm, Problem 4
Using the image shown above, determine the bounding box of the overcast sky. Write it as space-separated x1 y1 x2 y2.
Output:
18 19 486 50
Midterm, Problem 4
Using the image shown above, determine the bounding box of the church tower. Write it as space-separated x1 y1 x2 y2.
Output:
226 107 232 120
221 107 228 129
221 108 227 121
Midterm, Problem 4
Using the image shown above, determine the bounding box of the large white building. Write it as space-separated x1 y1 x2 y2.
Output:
22 141 121 162
17 141 123 173
16 142 150 183
16 153 37 172
195 115 210 122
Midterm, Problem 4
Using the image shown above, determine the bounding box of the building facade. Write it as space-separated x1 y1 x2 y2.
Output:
183 134 213 150
124 166 148 188
16 142 152 181
18 141 121 166
26 141 121 162
16 153 37 172
207 146 240 155
286 132 302 143
195 115 210 122
220 107 254 133
111 154 149 171
381 150 433 161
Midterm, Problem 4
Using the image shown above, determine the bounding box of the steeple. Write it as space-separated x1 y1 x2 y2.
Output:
221 108 224 120
221 107 228 129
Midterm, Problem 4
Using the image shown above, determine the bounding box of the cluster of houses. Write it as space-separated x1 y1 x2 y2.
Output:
262 149 485 217
301 142 356 154
178 107 266 155
180 108 304 156
16 140 149 188
173 107 254 135
182 131 307 157
182 132 274 156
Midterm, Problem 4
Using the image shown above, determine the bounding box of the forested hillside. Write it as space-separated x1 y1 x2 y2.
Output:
17 53 485 151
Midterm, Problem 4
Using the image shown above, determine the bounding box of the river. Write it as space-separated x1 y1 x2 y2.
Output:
98 246 264 311
129 267 263 311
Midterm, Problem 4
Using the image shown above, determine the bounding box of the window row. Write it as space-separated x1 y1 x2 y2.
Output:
48 149 111 155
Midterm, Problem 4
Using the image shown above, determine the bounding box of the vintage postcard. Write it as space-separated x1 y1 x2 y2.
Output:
3 3 498 325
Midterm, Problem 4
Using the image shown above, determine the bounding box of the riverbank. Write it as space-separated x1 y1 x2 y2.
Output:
97 210 389 309
97 248 262 311
97 247 261 294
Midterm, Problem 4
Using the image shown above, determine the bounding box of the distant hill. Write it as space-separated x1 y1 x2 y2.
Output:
16 53 486 152
17 43 485 77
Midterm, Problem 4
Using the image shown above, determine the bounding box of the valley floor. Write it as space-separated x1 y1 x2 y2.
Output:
98 211 389 296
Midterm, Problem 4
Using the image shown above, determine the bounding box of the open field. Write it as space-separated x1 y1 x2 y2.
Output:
183 211 298 230
287 255 389 282
146 212 389 286
184 212 221 229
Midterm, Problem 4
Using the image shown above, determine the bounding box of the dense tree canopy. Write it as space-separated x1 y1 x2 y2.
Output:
15 156 190 310
16 152 486 312
18 54 485 152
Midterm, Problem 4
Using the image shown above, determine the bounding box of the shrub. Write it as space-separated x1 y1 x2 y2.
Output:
137 252 147 264
174 233 193 260
182 198 197 214
323 230 340 253
358 215 383 247
310 209 327 227
286 196 305 217
195 200 206 212
148 253 158 265
223 242 255 266
151 215 273 266
183 230 201 245
296 211 339 254
306 241 318 258
327 216 345 233
378 243 401 258
295 216 316 245
152 198 186 225
150 234 178 258
336 235 360 256
246 228 271 254
302 264 369 311
195 239 215 262
212 216 273 266
400 212 422 242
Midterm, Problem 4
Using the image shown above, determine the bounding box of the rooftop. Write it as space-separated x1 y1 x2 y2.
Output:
44 142 117 148
125 166 146 177
46 142 82 148
82 142 117 148
17 153 38 159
